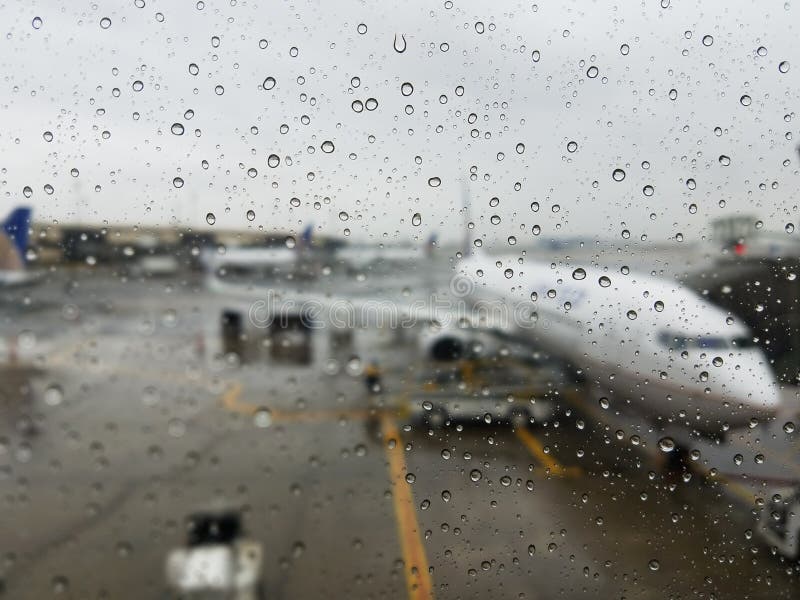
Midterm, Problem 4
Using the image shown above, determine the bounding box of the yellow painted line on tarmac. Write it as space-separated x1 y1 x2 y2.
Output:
516 427 581 478
380 414 435 600
221 382 250 414
220 382 380 423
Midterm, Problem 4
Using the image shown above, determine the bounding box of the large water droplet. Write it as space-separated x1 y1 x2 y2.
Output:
401 82 414 96
612 168 626 182
170 122 184 135
132 80 144 92
393 33 407 53
267 154 280 168
428 177 441 187
172 177 184 188
321 140 335 153
572 268 586 280
411 213 422 226
702 34 713 46
263 76 276 90
253 407 273 428
206 212 216 225
44 384 64 406
658 437 675 452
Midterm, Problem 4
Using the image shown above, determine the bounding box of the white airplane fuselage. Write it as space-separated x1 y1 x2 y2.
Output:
456 253 781 431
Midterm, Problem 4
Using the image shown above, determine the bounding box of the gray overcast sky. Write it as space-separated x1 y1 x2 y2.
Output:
0 0 798 245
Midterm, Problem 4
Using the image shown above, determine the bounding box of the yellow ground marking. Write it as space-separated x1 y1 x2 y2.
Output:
516 427 582 478
380 414 435 600
220 382 380 423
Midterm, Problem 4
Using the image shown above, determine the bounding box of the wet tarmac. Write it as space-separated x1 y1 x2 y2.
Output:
0 268 798 599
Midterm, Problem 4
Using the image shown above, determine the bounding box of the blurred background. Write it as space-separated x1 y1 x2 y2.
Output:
0 1 799 598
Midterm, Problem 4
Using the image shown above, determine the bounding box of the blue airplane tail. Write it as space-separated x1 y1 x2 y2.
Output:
2 207 32 262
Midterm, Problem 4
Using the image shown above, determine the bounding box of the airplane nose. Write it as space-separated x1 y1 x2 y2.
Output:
729 355 782 416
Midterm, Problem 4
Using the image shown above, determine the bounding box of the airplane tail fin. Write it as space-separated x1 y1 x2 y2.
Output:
2 206 32 264
300 223 313 249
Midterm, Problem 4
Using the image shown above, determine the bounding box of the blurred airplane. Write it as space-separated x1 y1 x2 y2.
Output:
0 206 39 287
203 189 781 436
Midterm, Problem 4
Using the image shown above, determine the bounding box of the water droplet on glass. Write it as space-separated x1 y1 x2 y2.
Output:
401 82 414 96
32 17 43 30
214 85 224 95
253 407 273 428
411 213 422 226
658 437 675 452
357 23 367 34
405 472 416 484
740 94 751 106
778 61 790 73
189 63 199 76
572 268 586 280
321 140 335 153
567 141 578 153
22 186 32 198
132 80 144 92
783 421 795 433
172 177 184 188
469 469 482 482
586 65 599 78
598 276 611 288
365 97 378 111
474 21 485 34
612 168 626 181
686 178 696 190
702 34 713 46
626 309 637 320
100 17 112 29
648 559 660 571
246 210 256 221
654 300 664 312
170 123 184 135
718 155 731 166
268 154 280 168
206 213 216 225
393 33 407 53
263 76 276 90
44 384 64 406
428 177 441 187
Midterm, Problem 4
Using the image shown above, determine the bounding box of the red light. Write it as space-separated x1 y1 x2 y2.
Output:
734 242 746 256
